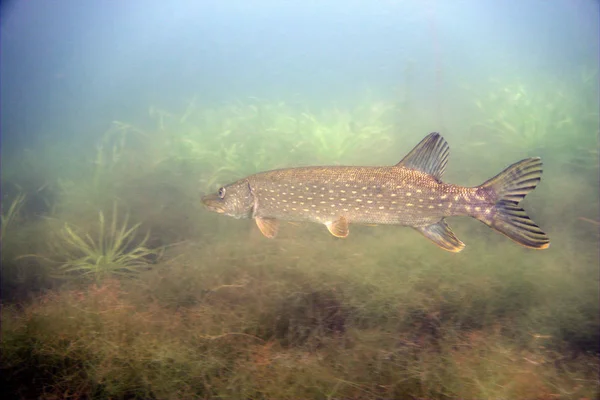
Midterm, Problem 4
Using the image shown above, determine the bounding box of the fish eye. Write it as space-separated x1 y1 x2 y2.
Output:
218 187 226 199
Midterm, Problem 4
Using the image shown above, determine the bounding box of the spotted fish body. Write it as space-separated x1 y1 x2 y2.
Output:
202 133 550 252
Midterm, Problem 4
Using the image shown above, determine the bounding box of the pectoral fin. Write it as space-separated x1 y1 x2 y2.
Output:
416 219 465 252
325 216 349 238
255 217 279 238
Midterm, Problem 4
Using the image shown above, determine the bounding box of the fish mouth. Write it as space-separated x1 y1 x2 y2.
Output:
201 194 226 214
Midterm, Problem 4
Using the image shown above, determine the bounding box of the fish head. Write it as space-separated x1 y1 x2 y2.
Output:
201 179 254 219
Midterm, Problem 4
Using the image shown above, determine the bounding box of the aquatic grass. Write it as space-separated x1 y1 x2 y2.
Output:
1 93 598 399
468 68 599 169
297 104 395 164
141 98 398 191
471 81 570 151
40 203 160 282
2 238 598 399
1 191 26 242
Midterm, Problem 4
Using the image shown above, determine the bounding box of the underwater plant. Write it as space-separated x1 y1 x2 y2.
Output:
470 80 575 151
39 203 160 282
0 191 26 242
297 103 395 164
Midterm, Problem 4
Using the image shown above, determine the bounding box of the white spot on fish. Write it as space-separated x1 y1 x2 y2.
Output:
454 195 459 201
428 205 434 209
429 197 434 200
367 200 373 204
448 203 452 208
475 207 481 211
416 189 422 193
291 207 297 211
282 200 287 203
351 191 357 194
341 198 347 201
303 208 309 212
298 195 304 199
391 201 397 204
485 208 490 214
343 208 348 211
362 187 367 190
307 197 313 200
329 197 335 200
391 193 397 197
418 199 423 202
406 193 412 197
356 199 363 202
376 194 383 198
407 203 414 207
341 190 346 193
328 190 334 193
378 206 385 210
438 203 443 207
320 201 326 204
440 195 447 200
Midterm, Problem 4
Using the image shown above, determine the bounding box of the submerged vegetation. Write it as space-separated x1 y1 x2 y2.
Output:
1 191 26 242
1 73 598 398
39 203 159 282
468 67 599 166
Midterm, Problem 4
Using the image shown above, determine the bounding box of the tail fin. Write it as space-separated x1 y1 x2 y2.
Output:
476 157 550 249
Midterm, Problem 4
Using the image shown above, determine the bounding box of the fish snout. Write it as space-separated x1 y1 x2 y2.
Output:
201 193 226 214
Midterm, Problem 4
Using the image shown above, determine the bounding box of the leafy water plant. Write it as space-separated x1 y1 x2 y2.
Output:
472 81 571 150
297 104 394 164
1 191 26 242
44 203 160 282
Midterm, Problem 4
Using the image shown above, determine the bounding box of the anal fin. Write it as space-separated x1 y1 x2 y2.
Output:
325 216 349 238
255 217 279 238
416 219 465 252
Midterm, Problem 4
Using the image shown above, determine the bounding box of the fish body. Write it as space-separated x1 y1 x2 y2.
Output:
202 133 550 252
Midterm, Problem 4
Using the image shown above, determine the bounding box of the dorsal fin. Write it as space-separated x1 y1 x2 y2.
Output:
395 132 449 181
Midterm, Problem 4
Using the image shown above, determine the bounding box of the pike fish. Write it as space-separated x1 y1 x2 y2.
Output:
202 132 550 252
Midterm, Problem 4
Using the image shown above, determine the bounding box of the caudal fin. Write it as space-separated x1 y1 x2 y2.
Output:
476 157 550 249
